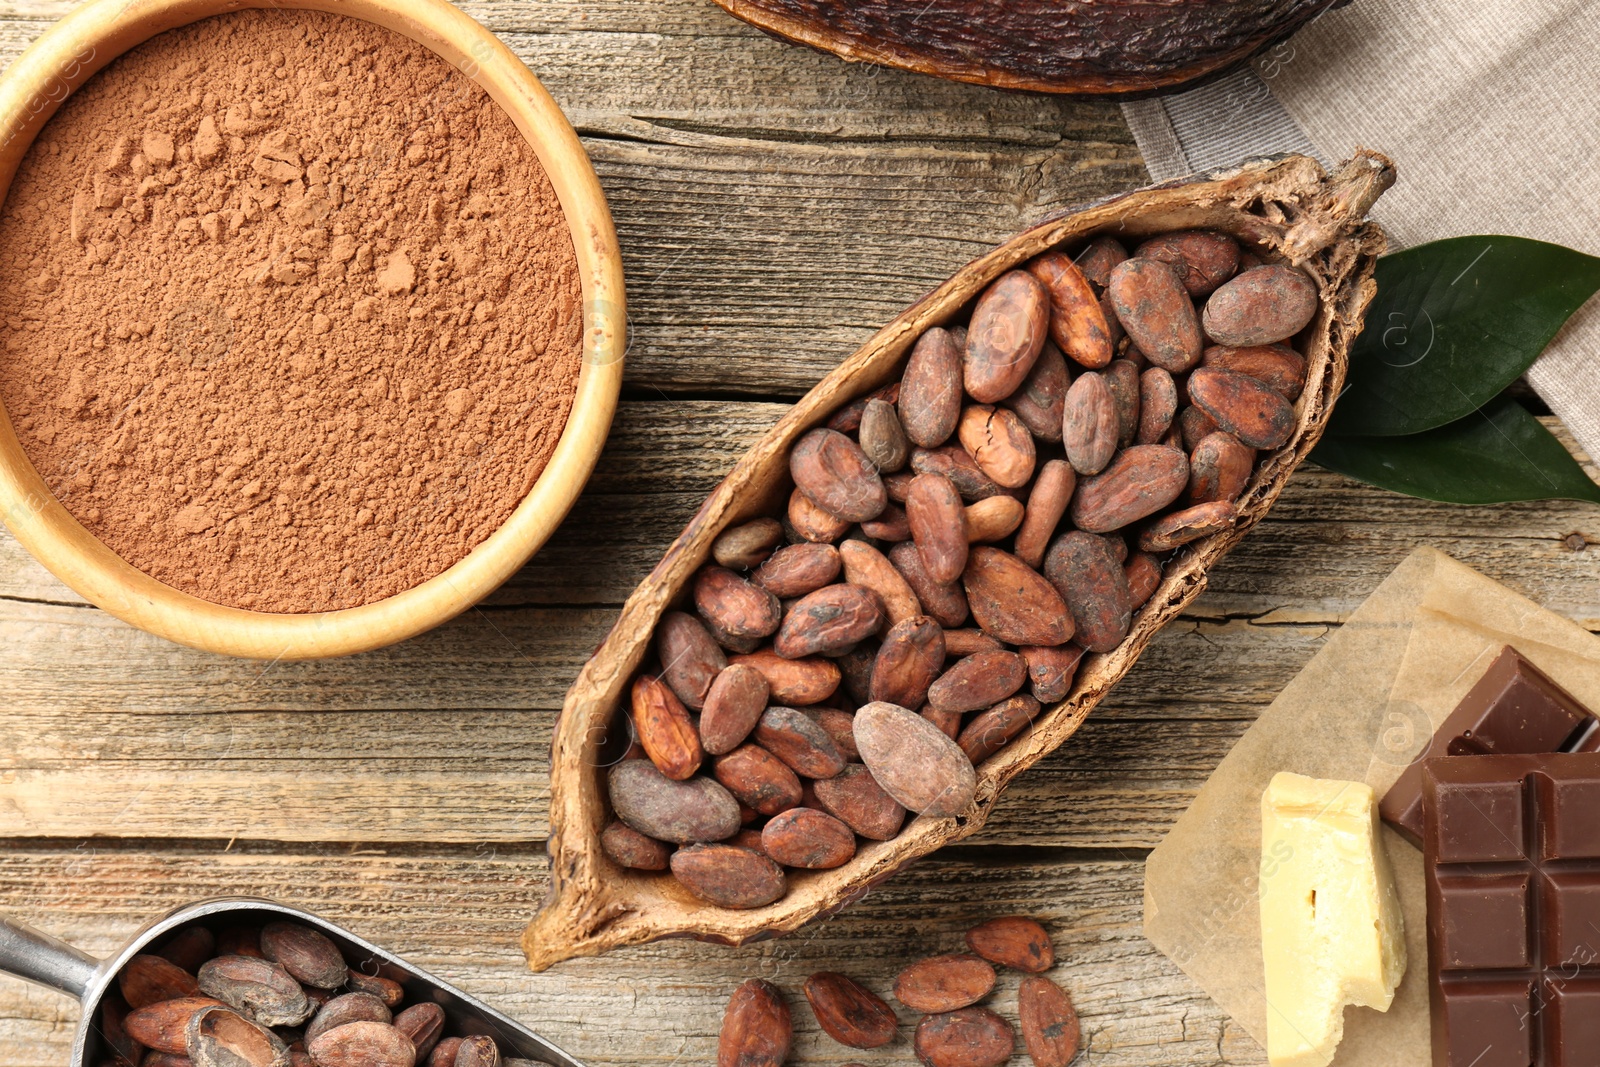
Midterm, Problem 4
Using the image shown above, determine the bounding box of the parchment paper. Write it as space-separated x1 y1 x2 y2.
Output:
1143 546 1600 1063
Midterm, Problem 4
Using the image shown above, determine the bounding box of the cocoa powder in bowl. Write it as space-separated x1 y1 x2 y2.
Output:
0 9 584 613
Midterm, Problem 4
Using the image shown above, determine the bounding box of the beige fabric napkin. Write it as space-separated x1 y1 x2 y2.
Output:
1122 2 1600 463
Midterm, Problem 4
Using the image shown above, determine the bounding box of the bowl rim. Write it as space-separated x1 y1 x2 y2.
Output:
0 0 625 659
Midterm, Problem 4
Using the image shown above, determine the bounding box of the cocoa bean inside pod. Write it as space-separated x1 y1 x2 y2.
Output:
1137 500 1239 553
711 744 804 816
858 502 911 542
1017 975 1083 1067
1042 531 1133 654
1125 551 1163 610
629 673 703 781
892 953 997 1014
304 1020 415 1067
1186 430 1255 506
911 445 1014 503
802 972 897 1050
1020 643 1086 705
887 541 969 630
186 1005 289 1067
718 979 792 1067
1025 252 1113 370
773 583 885 659
957 693 1043 765
961 547 1074 647
752 542 841 599
787 486 852 544
913 1007 1015 1067
853 701 977 818
672 844 787 910
836 642 877 706
1013 460 1076 571
655 611 727 710
827 382 899 434
790 428 887 524
1186 365 1294 450
699 662 770 756
600 820 673 871
899 326 964 449
926 650 1027 714
693 566 783 645
1176 404 1220 452
1201 263 1319 346
921 705 963 741
1069 444 1189 534
858 398 909 473
963 270 1049 403
812 763 906 841
905 472 968 585
607 760 742 844
838 539 922 628
1133 230 1240 298
1135 366 1178 446
998 340 1068 442
812 707 861 760
1061 371 1118 477
1074 235 1127 290
711 517 785 571
761 807 857 869
1200 342 1307 400
957 405 1036 489
196 956 313 1028
1107 257 1202 373
869 615 947 709
753 705 848 779
962 495 1024 544
1102 358 1141 449
729 649 841 706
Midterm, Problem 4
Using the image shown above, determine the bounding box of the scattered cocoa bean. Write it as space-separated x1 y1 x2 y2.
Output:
608 760 741 844
1108 258 1202 373
1017 975 1081 1067
1202 263 1318 346
998 341 1068 441
629 673 702 781
1138 500 1238 552
1186 366 1293 449
1013 460 1075 570
1069 445 1189 534
1187 431 1255 505
119 954 200 1009
958 693 1042 764
712 744 803 816
700 663 770 756
961 547 1074 648
838 539 922 627
859 503 911 542
965 916 1054 972
1135 366 1178 445
655 611 727 711
1026 252 1113 370
870 615 946 709
853 701 977 818
197 956 312 1028
1134 230 1239 297
1020 643 1085 704
926 650 1026 714
761 807 857 869
718 979 791 1067
126 998 226 1055
304 1020 414 1067
1061 371 1118 477
600 820 672 871
860 399 909 473
962 496 1024 543
906 473 969 584
1125 551 1162 609
790 428 887 524
911 446 1012 503
914 1008 1015 1067
812 764 906 841
958 405 1035 489
729 650 840 706
774 584 884 659
754 706 847 779
186 1006 289 1067
304 994 391 1045
888 542 969 629
1043 531 1132 653
899 327 964 449
752 543 840 599
788 487 851 544
694 567 783 647
802 973 897 1050
893 954 996 1013
712 518 785 570
673 845 787 910
964 270 1049 403
1102 358 1141 448
1201 342 1307 400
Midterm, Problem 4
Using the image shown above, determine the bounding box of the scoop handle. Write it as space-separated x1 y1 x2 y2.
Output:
0 913 101 1002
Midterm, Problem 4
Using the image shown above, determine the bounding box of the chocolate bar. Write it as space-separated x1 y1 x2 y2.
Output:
1381 646 1600 846
1422 753 1600 1067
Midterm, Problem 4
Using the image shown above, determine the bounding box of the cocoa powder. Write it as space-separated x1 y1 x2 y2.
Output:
0 10 583 612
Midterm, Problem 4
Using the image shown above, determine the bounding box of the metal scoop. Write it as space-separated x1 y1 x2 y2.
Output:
0 897 583 1067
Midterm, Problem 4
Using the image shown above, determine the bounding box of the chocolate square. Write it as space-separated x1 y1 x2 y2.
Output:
1440 980 1534 1067
1434 777 1527 863
1436 873 1532 970
1546 978 1600 1067
1542 776 1600 860
1544 872 1600 969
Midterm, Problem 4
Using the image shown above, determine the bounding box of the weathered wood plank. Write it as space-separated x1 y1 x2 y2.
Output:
0 844 1261 1067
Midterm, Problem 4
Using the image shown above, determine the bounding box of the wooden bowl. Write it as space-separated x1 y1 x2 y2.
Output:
524 151 1394 970
0 0 625 660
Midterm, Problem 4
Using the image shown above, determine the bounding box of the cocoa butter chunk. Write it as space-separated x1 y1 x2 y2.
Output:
672 844 787 909
853 701 977 818
963 270 1049 402
1202 263 1319 346
790 428 887 523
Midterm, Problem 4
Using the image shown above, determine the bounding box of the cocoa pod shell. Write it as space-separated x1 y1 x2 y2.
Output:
656 611 727 711
838 539 922 627
870 615 946 709
1202 263 1318 346
1020 643 1086 704
965 915 1055 972
913 1008 1015 1067
608 760 741 844
712 518 784 570
753 543 841 598
859 398 909 473
905 473 968 584
1135 366 1178 445
673 845 787 910
303 1020 414 1067
958 405 1035 489
754 705 847 779
1017 975 1082 1067
961 547 1074 647
962 496 1023 544
1061 371 1118 477
888 541 969 629
787 486 851 544
630 673 702 781
1043 531 1133 653
927 650 1026 714
694 567 782 644
802 973 897 1050
790 428 887 524
1069 445 1188 534
1108 258 1202 373
186 1006 289 1067
893 954 996 1013
761 807 857 869
718 979 791 1067
1134 230 1239 297
899 327 963 449
303 994 390 1046
812 763 906 840
125 998 227 1055
1026 252 1112 369
712 744 804 816
1186 365 1293 449
600 820 672 871
853 701 976 818
120 954 201 1010
1138 500 1238 552
1187 431 1255 504
1201 342 1307 400
196 956 312 1028
773 584 884 659
699 663 770 756
1013 460 1075 570
957 693 1042 764
964 271 1048 403
730 649 840 706
999 340 1068 441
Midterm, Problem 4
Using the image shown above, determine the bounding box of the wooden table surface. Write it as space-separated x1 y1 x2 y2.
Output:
2 2 1599 1064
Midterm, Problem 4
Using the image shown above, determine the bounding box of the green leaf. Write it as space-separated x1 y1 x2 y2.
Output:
1329 236 1600 437
1312 395 1600 506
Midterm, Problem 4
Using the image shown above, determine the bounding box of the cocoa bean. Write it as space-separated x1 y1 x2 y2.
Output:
712 744 803 816
1186 366 1293 449
142 1054 194 1067
120 954 200 1009
802 973 897 1050
607 760 741 844
774 584 884 659
155 928 215 974
1187 431 1255 505
304 1020 413 1067
927 650 1026 714
1177 405 1220 452
214 928 263 960
1043 531 1132 653
761 807 857 869
961 547 1074 647
600 820 672 871
100 996 142 1067
752 543 840 599
899 327 964 449
888 542 969 629
1017 976 1081 1067
1074 235 1127 289
1125 551 1163 609
630 673 702 781
1103 357 1141 448
656 611 727 710
1201 342 1307 400
1013 460 1075 570
962 496 1023 543
998 341 1068 442
859 399 909 473
791 428 887 524
1138 500 1238 552
673 845 787 910
883 470 916 504
699 663 769 755
1020 643 1085 704
813 708 861 760
1108 258 1202 373
1202 263 1318 346
869 615 946 709
965 916 1054 972
1026 252 1113 370
921 706 963 740
906 473 968 584
730 650 840 706
127 998 226 1055
958 405 1035 489
712 518 785 570
911 446 1015 503
828 383 900 434
836 643 877 706
197 957 312 1028
787 487 851 544
453 1035 499 1067
346 974 402 1011
718 979 791 1067
941 629 1001 657
859 503 911 542
186 1007 289 1067
839 539 922 627
729 828 768 855
893 954 996 1013
754 706 847 779
1069 445 1188 534
1134 230 1240 297
812 764 906 840
425 1039 460 1067
1136 366 1178 445
853 701 977 818
304 994 390 1046
1061 371 1118 477
914 1008 1015 1067
694 567 782 645
964 271 1049 403
957 693 1042 764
